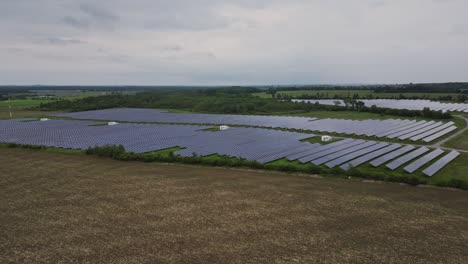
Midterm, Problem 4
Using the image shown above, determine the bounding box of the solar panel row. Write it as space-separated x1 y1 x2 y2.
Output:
370 145 416 167
0 119 460 176
403 149 445 173
294 99 468 113
312 141 378 166
298 140 365 163
386 147 430 170
423 150 460 177
422 126 457 142
325 142 389 168
0 119 315 162
52 108 456 142
340 144 401 170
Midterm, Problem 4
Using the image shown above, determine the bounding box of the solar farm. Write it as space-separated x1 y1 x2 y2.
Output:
293 99 468 113
1 88 468 263
0 114 461 177
53 108 458 142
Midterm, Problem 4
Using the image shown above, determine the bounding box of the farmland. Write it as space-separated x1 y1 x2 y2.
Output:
1 147 467 263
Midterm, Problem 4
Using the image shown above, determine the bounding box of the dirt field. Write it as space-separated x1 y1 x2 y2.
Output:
1 148 467 264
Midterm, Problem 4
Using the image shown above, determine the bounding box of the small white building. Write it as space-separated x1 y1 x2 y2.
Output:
108 121 119 126
321 135 332 142
40 118 49 121
219 125 230 131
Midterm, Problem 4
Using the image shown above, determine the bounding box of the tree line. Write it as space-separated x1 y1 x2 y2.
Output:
37 87 452 119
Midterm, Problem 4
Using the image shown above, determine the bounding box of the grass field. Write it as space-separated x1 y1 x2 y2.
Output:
0 99 50 107
0 106 58 120
255 90 460 99
443 131 468 151
1 147 467 263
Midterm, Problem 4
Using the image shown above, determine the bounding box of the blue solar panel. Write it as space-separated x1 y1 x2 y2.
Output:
2 115 460 174
370 145 415 167
326 142 389 168
422 126 457 142
51 108 456 140
340 144 401 170
298 140 365 163
0 119 319 164
386 147 430 170
310 141 377 165
293 99 468 113
403 149 445 173
423 150 460 176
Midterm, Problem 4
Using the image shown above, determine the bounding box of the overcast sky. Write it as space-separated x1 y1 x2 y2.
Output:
1 0 467 85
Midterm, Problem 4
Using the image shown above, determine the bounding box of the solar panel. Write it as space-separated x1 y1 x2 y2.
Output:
422 126 457 142
370 145 415 167
298 140 365 163
326 142 389 168
398 122 443 140
340 144 401 170
310 141 377 165
286 139 354 161
423 150 460 176
51 108 454 140
409 122 455 141
386 147 430 170
403 149 445 173
2 114 461 174
386 121 434 139
293 99 468 113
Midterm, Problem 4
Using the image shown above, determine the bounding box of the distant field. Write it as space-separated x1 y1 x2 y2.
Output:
255 90 460 99
47 91 134 100
0 106 57 120
0 99 50 107
1 148 467 263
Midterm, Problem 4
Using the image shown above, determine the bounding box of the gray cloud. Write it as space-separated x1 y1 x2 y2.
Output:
144 14 230 31
450 24 468 35
79 3 120 23
368 0 388 8
160 45 183 51
61 16 89 29
1 0 467 84
46 37 86 45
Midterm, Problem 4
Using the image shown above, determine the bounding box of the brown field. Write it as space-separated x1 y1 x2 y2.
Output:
1 148 467 264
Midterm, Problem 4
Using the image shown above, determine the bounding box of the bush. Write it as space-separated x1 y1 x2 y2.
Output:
435 179 468 190
85 145 126 159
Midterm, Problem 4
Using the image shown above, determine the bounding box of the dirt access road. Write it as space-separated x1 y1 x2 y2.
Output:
1 148 467 264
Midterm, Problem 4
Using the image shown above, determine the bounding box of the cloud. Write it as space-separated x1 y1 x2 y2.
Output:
46 37 87 45
160 45 183 51
79 3 119 23
450 24 468 35
60 3 120 30
1 0 468 84
61 16 89 29
368 0 388 8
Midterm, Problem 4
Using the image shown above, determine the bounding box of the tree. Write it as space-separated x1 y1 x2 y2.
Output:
355 100 365 110
267 88 277 99
343 98 353 109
